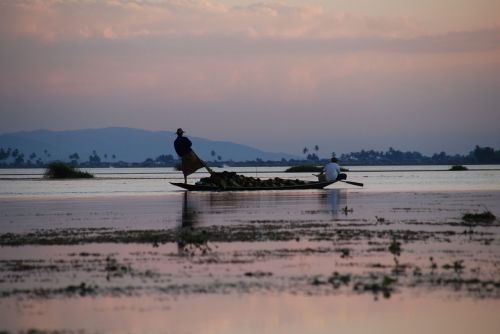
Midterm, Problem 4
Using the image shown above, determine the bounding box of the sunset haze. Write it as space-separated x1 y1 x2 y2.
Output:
1 0 499 155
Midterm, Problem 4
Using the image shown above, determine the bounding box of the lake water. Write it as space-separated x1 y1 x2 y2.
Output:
1 165 500 198
1 165 499 233
1 166 500 333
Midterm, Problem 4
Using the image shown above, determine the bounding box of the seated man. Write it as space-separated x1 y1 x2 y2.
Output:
318 157 347 182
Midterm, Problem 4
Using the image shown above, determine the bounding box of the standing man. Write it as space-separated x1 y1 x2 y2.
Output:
174 128 205 183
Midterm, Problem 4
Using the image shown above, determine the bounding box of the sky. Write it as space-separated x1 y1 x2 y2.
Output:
1 0 499 156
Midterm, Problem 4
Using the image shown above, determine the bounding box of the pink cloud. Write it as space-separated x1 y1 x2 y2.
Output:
0 0 427 41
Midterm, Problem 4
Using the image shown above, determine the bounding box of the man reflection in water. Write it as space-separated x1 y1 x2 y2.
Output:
181 192 197 228
177 192 203 255
327 188 347 214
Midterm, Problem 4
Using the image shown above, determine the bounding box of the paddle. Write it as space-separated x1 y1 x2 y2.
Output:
340 180 364 187
312 174 364 187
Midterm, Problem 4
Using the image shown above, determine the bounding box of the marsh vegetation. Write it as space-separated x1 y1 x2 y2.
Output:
450 165 468 171
44 161 94 179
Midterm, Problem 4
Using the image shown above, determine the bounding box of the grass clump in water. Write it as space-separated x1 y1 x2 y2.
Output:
44 161 94 179
388 238 402 256
462 211 496 223
449 165 468 171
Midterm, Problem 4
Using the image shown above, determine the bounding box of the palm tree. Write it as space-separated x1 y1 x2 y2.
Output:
69 153 80 161
89 150 101 164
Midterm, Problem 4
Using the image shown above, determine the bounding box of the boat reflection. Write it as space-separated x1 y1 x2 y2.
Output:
176 189 347 253
177 189 347 230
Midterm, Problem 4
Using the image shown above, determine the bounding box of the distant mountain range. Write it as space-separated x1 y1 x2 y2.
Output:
0 127 298 162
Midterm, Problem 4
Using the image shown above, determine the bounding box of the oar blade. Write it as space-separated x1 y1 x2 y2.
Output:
341 180 364 187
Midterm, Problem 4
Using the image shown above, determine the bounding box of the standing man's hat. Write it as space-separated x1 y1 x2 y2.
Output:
176 128 185 135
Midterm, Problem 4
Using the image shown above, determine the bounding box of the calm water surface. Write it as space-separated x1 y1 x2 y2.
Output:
1 165 499 197
1 166 499 233
1 166 500 333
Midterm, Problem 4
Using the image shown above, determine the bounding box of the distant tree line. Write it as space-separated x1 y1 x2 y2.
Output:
219 145 500 167
334 146 500 165
0 145 499 168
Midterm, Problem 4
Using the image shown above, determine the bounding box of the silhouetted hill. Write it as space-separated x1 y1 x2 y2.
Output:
0 127 298 163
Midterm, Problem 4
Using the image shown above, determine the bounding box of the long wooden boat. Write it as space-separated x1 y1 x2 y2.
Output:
170 180 336 191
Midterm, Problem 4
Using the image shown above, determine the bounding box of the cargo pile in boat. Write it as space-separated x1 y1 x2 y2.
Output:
196 171 306 188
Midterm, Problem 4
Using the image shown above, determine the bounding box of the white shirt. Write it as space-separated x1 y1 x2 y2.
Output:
324 162 340 182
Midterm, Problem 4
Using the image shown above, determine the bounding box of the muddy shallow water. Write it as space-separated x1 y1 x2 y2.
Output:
1 167 500 333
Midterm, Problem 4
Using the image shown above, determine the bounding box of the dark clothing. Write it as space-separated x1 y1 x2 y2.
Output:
181 151 205 177
174 136 192 157
337 173 347 181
